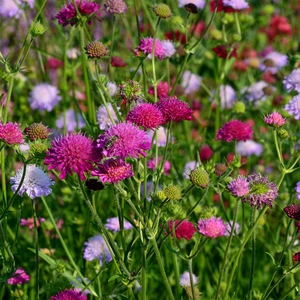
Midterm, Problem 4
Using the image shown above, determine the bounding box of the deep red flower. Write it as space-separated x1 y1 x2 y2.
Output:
284 204 300 220
111 56 126 67
200 145 213 161
213 45 238 59
168 220 196 240
164 30 186 44
210 0 235 13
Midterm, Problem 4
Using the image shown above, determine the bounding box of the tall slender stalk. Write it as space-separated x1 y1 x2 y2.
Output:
32 201 39 300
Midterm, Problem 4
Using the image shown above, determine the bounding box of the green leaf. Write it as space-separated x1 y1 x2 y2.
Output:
28 248 56 267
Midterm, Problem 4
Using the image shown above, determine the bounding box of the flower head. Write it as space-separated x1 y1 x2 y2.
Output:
0 122 24 145
56 109 86 132
20 217 45 229
56 0 100 27
155 96 193 123
161 40 176 58
179 271 198 287
168 220 196 240
178 0 205 9
7 268 30 285
284 95 300 120
243 81 272 105
119 80 142 102
219 85 236 109
260 52 288 74
236 140 263 157
44 133 98 180
28 83 61 112
51 289 87 300
10 165 54 199
92 158 133 183
283 204 300 220
111 56 126 67
181 71 202 94
228 176 249 197
293 252 300 262
198 216 227 238
222 0 249 10
105 217 133 232
216 120 253 142
264 112 286 127
85 41 107 59
104 0 127 14
135 37 166 60
153 3 172 18
148 81 170 99
190 168 210 188
96 122 151 158
296 182 300 199
83 234 112 265
96 104 120 130
283 69 300 93
126 103 165 130
24 123 50 141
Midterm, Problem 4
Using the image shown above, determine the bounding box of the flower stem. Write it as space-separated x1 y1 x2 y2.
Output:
274 130 284 165
188 259 197 300
32 201 39 300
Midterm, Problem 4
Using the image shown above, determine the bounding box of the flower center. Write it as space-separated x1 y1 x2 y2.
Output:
251 183 268 195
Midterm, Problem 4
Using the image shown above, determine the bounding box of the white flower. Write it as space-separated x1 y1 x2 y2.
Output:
10 164 54 199
96 104 120 130
180 271 198 287
219 85 236 109
182 71 202 94
161 40 176 58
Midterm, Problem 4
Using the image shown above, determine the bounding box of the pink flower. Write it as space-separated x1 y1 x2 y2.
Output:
147 157 171 175
56 0 100 27
20 217 45 229
199 145 213 161
148 81 170 99
51 289 87 300
92 158 133 183
198 216 227 238
216 120 253 142
168 220 196 240
7 268 30 285
135 37 166 60
0 122 24 145
228 176 249 197
126 103 165 130
44 133 99 180
155 96 193 123
264 112 286 127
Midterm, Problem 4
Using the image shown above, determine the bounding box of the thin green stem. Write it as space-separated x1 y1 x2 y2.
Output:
274 130 283 165
170 237 181 299
234 11 241 36
141 246 147 300
188 259 197 300
108 15 116 79
32 201 39 300
0 220 15 272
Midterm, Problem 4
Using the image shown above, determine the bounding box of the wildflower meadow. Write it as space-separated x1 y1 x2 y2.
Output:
1 0 300 299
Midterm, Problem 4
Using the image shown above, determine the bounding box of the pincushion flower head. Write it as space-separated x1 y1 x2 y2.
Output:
51 289 87 300
228 176 249 197
0 122 24 145
198 216 227 238
155 96 193 123
168 220 196 240
264 112 286 127
96 122 151 159
283 69 300 93
284 204 300 220
28 83 61 112
92 158 133 183
284 95 300 120
243 81 271 105
7 268 30 285
134 37 166 60
24 123 50 141
96 104 120 130
105 217 133 232
44 133 98 180
104 0 127 14
10 164 54 199
260 51 288 74
236 140 263 157
241 174 278 209
180 271 198 287
181 71 202 94
84 234 112 265
216 120 253 142
126 103 165 130
56 0 100 27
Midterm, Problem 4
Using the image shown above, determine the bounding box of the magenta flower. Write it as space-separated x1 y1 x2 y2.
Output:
135 37 166 60
56 0 100 27
284 204 300 220
0 122 24 145
20 217 45 229
51 289 87 300
148 81 170 99
44 133 98 180
126 103 165 130
228 176 249 197
147 156 171 175
7 268 30 285
92 158 133 183
216 120 253 142
104 0 127 14
155 96 193 123
96 122 151 159
198 216 227 238
264 112 286 127
168 220 196 240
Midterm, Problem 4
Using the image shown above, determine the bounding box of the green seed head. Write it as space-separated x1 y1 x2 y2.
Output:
190 168 209 188
164 185 181 201
153 4 172 19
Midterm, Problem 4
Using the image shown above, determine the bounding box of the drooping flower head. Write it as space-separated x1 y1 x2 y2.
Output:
242 174 278 209
28 83 61 112
10 164 54 199
283 204 300 220
134 37 166 60
83 234 112 265
92 158 133 183
264 112 286 127
198 216 227 238
7 268 30 285
44 133 98 180
126 103 165 130
236 140 263 157
56 0 100 27
0 122 24 145
228 176 249 197
155 96 193 123
168 220 196 240
179 271 199 287
96 122 151 158
216 120 253 142
283 69 300 93
105 217 133 232
51 289 87 300
284 95 300 120
96 104 120 130
104 0 127 14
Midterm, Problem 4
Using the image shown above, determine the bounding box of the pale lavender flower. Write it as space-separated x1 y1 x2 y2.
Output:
55 109 85 132
243 81 273 104
183 161 199 179
105 217 133 233
260 51 288 74
147 127 171 147
179 271 198 287
236 140 263 157
228 176 249 197
28 83 61 112
96 104 120 130
219 85 236 109
107 82 117 96
10 164 54 199
178 0 205 9
283 69 300 93
181 71 202 94
161 40 176 58
225 221 240 236
223 0 249 10
284 95 300 120
295 182 300 199
0 0 34 18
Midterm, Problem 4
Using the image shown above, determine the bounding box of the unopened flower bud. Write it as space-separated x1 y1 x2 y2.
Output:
164 185 181 200
85 41 107 59
153 4 172 19
278 128 289 140
24 123 50 141
190 168 209 188
119 80 142 102
153 190 167 201
29 142 48 159
30 21 46 38
214 163 228 177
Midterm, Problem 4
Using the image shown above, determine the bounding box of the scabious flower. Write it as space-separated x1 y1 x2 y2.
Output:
92 158 133 183
228 176 249 197
296 182 300 199
181 71 202 94
51 289 87 300
148 81 170 99
236 140 263 157
284 204 300 220
168 220 196 240
147 127 170 147
0 122 24 145
222 0 249 10
242 174 278 209
178 0 205 9
213 45 238 59
104 0 127 14
155 96 193 123
96 122 151 158
44 133 98 180
293 252 300 262
28 83 61 112
198 216 227 238
56 109 85 132
0 0 35 18
161 40 176 58
283 69 300 93
225 221 241 236
216 120 253 142
260 51 288 74
126 103 165 130
10 164 54 199
96 104 120 130
105 217 133 232
210 0 235 12
83 234 112 265
147 156 171 175
56 0 100 27
243 81 272 104
20 217 45 229
179 271 198 287
7 268 30 285
135 37 166 60
24 123 50 141
284 95 300 120
219 85 236 109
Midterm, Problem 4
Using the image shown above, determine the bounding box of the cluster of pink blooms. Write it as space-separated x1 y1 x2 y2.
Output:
216 120 253 142
0 122 24 145
7 268 30 285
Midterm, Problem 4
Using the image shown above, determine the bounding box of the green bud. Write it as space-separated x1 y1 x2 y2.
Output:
210 29 222 41
153 190 167 201
164 185 181 201
233 101 246 114
190 168 209 188
153 4 172 19
29 142 48 159
55 263 66 274
233 34 242 42
278 128 289 140
30 21 46 38
199 207 217 219
262 4 275 15
231 155 242 168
